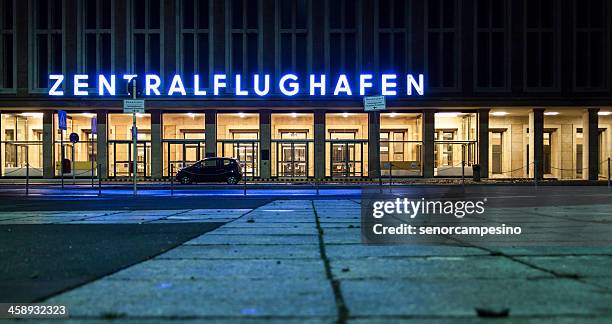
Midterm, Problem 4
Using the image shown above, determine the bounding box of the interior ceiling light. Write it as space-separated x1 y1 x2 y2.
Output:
491 111 508 116
544 112 559 116
436 112 460 118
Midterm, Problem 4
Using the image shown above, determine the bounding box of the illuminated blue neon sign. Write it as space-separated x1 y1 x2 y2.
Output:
48 74 425 97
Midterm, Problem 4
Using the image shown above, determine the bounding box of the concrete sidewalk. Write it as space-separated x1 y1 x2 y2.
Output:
43 200 612 322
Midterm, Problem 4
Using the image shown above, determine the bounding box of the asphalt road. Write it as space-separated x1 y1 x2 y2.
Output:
0 184 611 211
0 223 224 303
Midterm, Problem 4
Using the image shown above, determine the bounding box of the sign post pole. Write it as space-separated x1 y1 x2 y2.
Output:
131 80 138 196
91 117 97 188
58 110 67 189
72 143 75 185
123 81 144 196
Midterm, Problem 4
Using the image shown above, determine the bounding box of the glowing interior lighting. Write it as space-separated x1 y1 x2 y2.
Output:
491 112 508 116
389 112 398 118
598 111 611 116
238 112 246 118
342 112 350 118
20 112 44 117
136 113 145 118
81 113 96 118
187 113 196 118
436 112 460 118
544 112 559 116
291 112 298 118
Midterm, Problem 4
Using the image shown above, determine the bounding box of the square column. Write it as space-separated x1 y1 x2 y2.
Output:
205 110 217 158
422 110 435 177
583 108 600 180
42 111 54 179
478 108 490 178
150 110 162 178
529 108 544 179
368 111 380 178
314 110 326 179
260 110 271 179
96 111 108 179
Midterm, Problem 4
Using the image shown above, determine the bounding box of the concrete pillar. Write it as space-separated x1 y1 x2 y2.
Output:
529 108 544 179
314 110 326 179
478 108 490 178
150 110 162 178
96 110 108 179
422 110 435 177
260 110 271 179
42 111 54 179
583 108 600 180
205 110 217 158
368 112 380 178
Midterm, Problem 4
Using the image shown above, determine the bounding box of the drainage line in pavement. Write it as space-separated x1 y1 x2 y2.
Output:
311 200 350 324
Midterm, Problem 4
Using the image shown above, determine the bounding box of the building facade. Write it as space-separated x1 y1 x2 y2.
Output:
0 0 611 180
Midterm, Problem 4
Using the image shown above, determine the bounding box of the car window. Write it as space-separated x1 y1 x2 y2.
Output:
202 160 217 167
223 160 231 166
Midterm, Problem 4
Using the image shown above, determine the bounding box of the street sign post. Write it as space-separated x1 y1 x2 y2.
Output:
123 99 145 113
363 96 386 112
58 110 67 189
124 80 143 196
69 133 79 184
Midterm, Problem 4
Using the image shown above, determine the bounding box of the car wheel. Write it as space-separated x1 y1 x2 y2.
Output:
180 176 192 184
226 176 238 185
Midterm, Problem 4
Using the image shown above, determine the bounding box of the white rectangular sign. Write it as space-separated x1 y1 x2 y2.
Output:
123 99 145 113
363 96 386 111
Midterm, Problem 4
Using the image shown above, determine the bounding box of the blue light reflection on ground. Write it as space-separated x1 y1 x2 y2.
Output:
1 188 363 198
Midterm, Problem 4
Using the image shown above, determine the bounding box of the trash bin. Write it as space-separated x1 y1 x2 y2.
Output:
62 159 71 174
472 164 481 182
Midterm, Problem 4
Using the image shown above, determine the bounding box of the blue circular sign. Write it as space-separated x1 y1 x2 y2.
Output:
69 132 79 143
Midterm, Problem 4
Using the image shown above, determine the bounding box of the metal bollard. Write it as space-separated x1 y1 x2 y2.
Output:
379 169 383 193
97 164 102 196
243 173 247 196
170 165 174 196
534 160 538 188
608 158 612 188
388 162 393 192
26 163 30 196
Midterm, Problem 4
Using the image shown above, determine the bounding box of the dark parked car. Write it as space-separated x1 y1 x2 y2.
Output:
175 158 242 184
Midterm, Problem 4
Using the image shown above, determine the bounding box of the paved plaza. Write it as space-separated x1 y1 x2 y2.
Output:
1 197 610 322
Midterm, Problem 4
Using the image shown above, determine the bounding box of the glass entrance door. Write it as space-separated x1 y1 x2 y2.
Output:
109 141 150 177
277 142 308 177
329 141 364 177
164 141 205 176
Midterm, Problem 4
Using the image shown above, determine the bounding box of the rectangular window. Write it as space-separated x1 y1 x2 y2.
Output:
130 0 163 77
326 0 360 80
31 0 63 90
426 0 460 90
0 0 15 91
574 0 609 91
474 0 510 90
376 0 410 77
79 0 113 78
524 0 560 91
276 0 309 77
179 0 212 89
228 0 260 88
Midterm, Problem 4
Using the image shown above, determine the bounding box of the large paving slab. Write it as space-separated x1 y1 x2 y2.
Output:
340 278 612 317
46 278 336 318
330 256 550 280
111 259 327 280
158 244 321 259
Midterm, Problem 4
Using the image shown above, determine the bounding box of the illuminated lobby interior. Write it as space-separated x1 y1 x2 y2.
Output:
1 108 610 181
